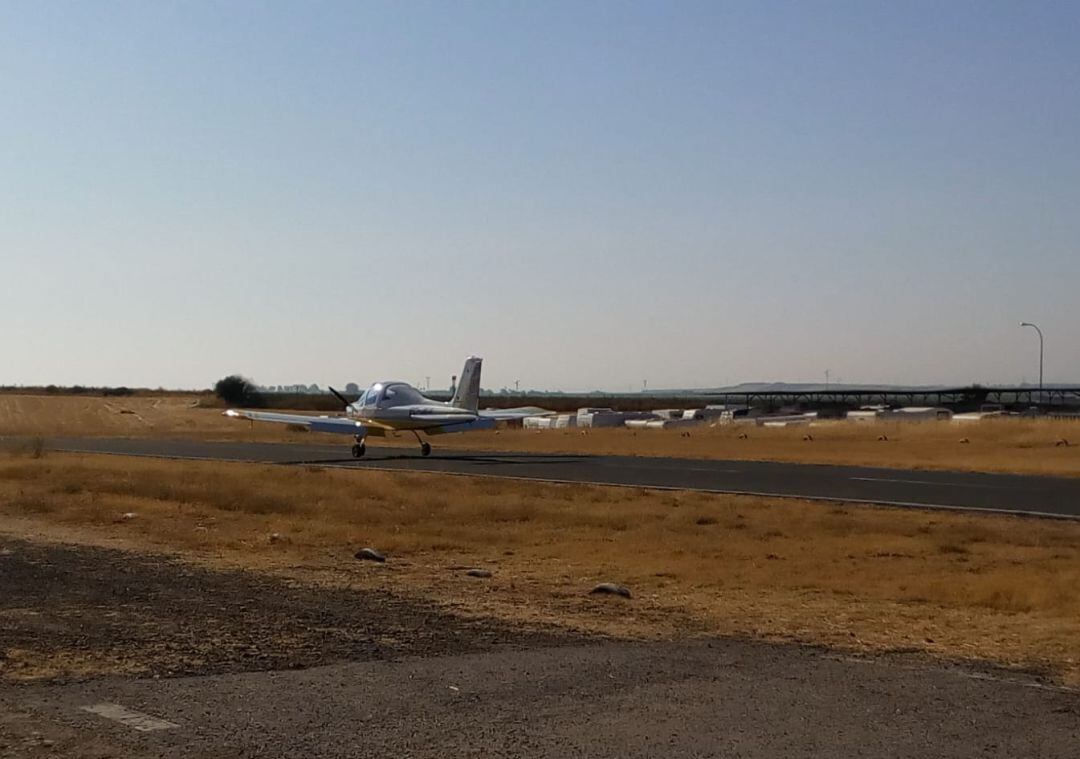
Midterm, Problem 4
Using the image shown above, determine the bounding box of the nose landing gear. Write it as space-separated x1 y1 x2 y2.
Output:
411 431 432 457
351 436 366 459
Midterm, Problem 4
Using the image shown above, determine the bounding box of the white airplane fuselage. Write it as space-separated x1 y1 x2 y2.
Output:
343 381 487 433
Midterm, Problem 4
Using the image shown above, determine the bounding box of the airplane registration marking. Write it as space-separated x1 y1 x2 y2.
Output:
80 703 179 732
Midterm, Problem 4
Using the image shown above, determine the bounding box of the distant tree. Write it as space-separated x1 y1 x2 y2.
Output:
345 382 360 394
214 375 264 407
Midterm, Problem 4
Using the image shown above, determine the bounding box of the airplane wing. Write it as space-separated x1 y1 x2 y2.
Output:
423 417 498 435
223 409 366 435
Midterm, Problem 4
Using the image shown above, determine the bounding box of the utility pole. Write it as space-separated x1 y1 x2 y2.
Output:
825 369 830 390
1019 322 1044 406
514 379 520 392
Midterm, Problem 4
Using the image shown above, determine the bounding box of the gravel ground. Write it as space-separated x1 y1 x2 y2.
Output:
0 537 582 683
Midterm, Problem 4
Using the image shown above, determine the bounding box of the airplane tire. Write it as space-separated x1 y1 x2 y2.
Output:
352 443 366 459
420 442 431 457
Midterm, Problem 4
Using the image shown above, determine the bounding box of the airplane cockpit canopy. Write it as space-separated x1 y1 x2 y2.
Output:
381 382 426 406
359 381 426 408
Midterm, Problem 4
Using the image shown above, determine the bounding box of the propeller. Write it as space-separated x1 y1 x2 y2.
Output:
328 386 351 410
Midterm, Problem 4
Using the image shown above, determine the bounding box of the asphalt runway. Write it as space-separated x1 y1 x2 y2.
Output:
44 436 1080 519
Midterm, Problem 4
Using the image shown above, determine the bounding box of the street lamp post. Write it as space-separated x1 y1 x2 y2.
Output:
1019 322 1044 406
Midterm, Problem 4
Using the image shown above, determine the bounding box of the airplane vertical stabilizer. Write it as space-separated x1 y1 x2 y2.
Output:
451 356 482 412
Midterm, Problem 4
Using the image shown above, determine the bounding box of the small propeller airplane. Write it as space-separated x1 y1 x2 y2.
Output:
224 356 546 458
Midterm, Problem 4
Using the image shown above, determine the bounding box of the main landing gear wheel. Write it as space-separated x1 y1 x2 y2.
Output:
351 443 366 459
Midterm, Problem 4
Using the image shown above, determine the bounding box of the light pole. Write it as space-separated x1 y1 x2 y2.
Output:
1019 322 1044 405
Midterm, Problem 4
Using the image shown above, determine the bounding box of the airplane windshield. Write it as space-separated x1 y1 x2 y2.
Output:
363 384 383 407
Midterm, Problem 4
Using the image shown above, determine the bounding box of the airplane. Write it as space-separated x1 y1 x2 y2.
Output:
223 356 546 458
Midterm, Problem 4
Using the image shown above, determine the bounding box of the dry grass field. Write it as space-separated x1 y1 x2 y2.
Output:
0 394 294 440
2 446 1079 684
2 393 1079 476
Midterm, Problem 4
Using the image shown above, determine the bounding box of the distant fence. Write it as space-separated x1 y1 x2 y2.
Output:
255 388 1080 414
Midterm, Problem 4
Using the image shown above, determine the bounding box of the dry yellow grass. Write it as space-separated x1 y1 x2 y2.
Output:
0 394 303 441
2 393 1078 476
2 448 1079 683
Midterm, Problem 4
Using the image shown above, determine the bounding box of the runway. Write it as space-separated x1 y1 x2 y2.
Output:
43 436 1080 519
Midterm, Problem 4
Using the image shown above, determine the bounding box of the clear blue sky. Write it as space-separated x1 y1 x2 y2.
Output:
2 1 1077 391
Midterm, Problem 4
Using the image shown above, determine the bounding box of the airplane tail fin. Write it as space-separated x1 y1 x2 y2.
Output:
450 356 482 412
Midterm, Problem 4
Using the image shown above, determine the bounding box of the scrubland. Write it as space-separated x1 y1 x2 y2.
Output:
2 393 1078 476
2 446 1079 683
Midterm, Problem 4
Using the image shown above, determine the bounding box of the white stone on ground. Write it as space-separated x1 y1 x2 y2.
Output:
589 583 631 599
354 547 386 562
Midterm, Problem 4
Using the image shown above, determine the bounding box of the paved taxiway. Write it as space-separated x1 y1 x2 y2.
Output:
44 436 1080 518
10 640 1078 758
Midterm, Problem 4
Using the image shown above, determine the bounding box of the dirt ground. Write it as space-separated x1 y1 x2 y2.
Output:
0 537 581 683
2 393 1079 476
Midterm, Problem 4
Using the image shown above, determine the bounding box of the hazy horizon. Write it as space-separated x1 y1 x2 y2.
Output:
3 2 1078 391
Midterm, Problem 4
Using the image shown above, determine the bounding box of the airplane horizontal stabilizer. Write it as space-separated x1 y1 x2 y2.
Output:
479 407 554 420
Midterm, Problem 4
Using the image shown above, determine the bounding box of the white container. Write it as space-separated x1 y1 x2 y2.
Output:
579 412 627 428
846 410 881 423
523 416 554 429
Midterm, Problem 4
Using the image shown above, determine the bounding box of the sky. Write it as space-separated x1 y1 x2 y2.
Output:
2 1 1078 391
